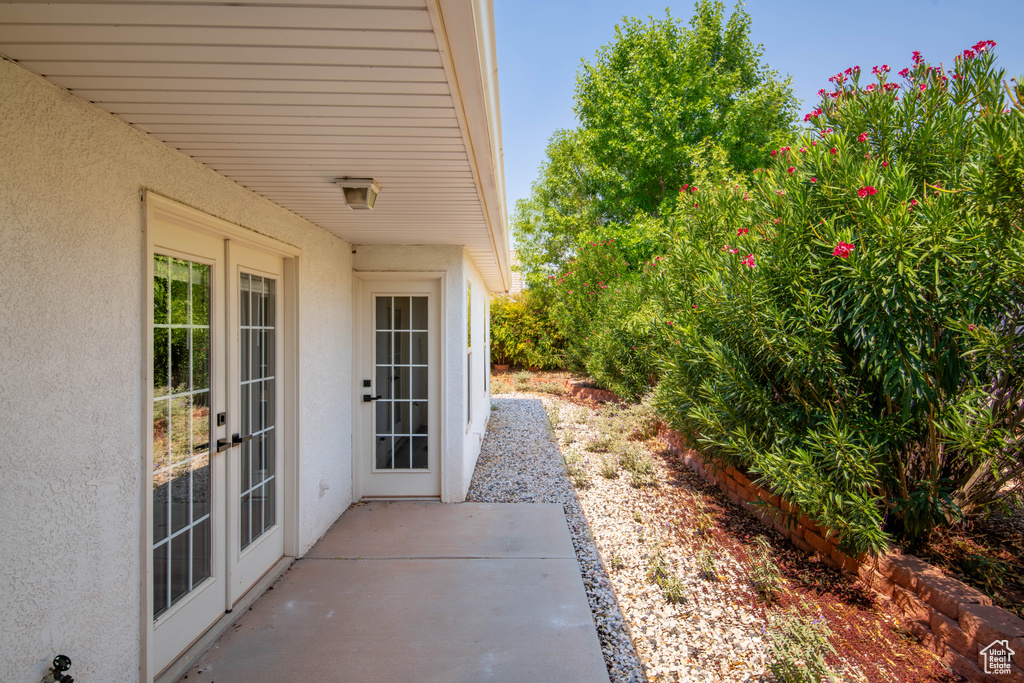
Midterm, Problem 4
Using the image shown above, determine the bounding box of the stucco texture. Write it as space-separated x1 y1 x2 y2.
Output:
0 58 353 683
353 245 491 502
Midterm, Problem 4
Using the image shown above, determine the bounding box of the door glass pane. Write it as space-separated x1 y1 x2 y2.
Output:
153 255 211 620
373 296 429 471
412 297 427 331
394 297 411 330
240 273 277 550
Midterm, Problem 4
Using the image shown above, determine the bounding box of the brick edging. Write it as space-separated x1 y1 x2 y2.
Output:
656 425 1024 683
568 381 620 403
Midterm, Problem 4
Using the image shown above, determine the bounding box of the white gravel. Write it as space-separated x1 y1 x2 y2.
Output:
467 395 646 683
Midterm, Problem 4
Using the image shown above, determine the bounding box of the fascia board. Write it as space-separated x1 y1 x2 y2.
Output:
428 0 510 293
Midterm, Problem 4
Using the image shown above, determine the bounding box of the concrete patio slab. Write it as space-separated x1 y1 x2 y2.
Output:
306 501 576 559
178 502 609 683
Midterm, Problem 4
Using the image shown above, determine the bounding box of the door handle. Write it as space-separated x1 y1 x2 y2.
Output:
363 394 382 403
216 433 251 452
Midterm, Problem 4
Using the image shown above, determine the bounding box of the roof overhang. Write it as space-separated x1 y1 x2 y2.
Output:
0 0 510 291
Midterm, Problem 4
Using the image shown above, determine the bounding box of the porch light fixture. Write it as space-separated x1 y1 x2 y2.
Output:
336 177 381 210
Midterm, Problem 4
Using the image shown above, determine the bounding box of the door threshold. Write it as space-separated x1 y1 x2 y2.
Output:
154 556 293 683
359 496 442 502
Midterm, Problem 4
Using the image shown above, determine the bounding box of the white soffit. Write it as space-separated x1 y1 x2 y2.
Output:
0 0 510 291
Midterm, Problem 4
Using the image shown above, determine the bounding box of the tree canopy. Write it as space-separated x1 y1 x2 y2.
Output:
514 1 797 285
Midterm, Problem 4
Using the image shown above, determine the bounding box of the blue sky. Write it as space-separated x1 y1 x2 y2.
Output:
494 0 1024 222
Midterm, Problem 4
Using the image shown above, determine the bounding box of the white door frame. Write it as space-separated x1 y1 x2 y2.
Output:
353 272 447 501
141 192 302 682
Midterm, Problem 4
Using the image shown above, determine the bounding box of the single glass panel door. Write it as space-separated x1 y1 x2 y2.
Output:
239 273 276 550
152 254 212 618
359 279 440 499
375 295 430 471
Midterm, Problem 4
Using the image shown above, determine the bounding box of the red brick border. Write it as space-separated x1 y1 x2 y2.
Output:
568 381 620 403
656 423 1024 683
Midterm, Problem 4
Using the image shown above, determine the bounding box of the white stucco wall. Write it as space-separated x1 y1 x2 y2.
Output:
0 59 353 683
352 245 492 501
464 252 492 488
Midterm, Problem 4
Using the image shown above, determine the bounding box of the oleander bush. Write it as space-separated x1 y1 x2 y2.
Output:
654 43 1024 554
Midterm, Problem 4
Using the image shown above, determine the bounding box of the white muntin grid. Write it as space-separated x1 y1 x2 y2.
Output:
374 296 430 470
152 254 212 619
238 272 277 550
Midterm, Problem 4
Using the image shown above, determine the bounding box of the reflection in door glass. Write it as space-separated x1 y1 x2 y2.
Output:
239 274 277 551
374 296 429 470
152 254 211 619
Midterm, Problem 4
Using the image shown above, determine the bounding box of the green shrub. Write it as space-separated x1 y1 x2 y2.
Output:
767 608 843 683
748 536 784 602
655 43 1024 554
584 262 666 400
489 289 565 369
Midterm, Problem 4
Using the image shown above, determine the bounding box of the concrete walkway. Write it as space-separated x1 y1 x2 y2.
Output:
179 502 609 682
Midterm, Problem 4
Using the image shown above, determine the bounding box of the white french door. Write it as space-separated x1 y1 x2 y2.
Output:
147 203 286 679
357 278 441 498
226 243 285 603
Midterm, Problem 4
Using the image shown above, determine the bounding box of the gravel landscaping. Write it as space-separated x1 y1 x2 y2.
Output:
470 384 960 683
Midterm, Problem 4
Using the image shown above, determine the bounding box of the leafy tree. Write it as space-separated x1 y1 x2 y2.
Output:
575 2 796 219
514 1 796 284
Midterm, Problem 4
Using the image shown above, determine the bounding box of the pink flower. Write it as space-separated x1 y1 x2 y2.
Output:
962 49 976 60
830 147 837 154
968 324 977 331
973 40 996 53
810 177 817 183
804 107 822 121
741 254 756 268
833 241 856 258
909 199 919 207
865 84 876 93
912 50 923 65
882 161 889 168
857 186 878 198
899 67 911 78
787 166 795 174
799 147 807 153
737 227 750 236
858 132 869 142
770 149 778 157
